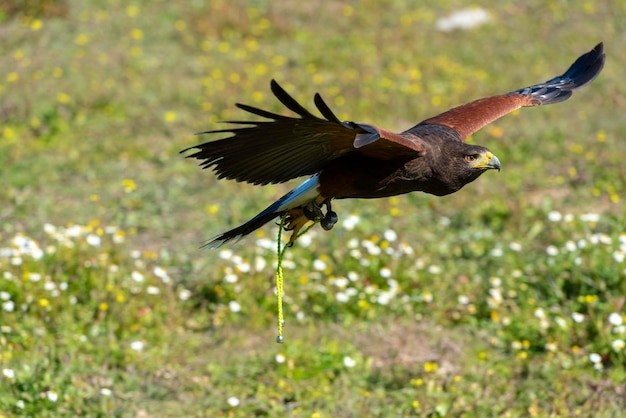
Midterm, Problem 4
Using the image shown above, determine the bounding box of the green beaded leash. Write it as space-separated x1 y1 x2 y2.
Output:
275 214 317 343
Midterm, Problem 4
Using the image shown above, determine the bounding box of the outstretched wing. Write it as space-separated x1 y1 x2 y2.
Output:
408 42 605 141
182 80 425 185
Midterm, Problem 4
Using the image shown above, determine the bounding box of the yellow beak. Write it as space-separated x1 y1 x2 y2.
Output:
473 151 501 171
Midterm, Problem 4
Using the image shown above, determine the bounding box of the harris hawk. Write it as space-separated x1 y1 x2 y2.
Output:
183 43 605 248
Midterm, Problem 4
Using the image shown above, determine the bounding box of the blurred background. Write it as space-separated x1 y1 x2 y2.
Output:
1 0 624 416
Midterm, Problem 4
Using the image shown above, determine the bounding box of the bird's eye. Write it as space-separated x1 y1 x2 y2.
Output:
465 154 478 163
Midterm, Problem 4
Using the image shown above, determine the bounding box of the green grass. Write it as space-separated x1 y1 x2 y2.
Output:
1 0 626 416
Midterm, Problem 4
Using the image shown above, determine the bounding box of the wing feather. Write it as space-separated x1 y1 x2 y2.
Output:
410 42 605 140
182 80 424 185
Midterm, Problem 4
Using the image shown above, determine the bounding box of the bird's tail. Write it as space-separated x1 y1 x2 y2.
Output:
203 175 321 249
515 42 605 106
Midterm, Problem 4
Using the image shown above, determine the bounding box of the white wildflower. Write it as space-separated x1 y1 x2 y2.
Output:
564 240 577 252
219 249 233 260
435 8 490 32
349 249 362 259
428 265 441 274
614 325 626 335
400 242 414 255
547 211 562 222
555 317 567 329
589 352 602 363
178 289 192 301
312 259 327 271
130 341 144 351
580 213 600 223
254 256 266 272
342 214 360 230
608 313 623 326
379 267 392 278
383 229 397 242
331 277 349 288
298 233 312 247
255 238 274 250
131 271 144 282
336 292 349 303
343 356 356 367
224 273 238 283
86 234 101 247
545 342 557 352
112 231 125 244
534 308 545 319
65 225 83 237
590 233 611 245
153 266 170 283
376 291 393 306
28 272 42 282
458 295 470 305
546 245 559 256
281 259 296 269
362 241 381 256
46 390 58 402
235 261 250 273
611 339 625 352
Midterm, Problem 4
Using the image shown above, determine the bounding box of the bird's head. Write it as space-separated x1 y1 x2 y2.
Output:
428 142 500 195
454 143 500 184
462 146 501 172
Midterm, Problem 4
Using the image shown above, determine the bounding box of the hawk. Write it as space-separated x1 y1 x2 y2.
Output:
183 43 605 248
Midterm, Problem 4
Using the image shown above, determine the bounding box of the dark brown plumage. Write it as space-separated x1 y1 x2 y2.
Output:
182 43 605 248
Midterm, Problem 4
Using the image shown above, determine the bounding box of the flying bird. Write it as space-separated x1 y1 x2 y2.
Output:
183 43 605 248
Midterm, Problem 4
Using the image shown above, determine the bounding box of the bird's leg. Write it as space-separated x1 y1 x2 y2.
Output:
302 199 325 222
284 198 339 244
302 197 338 231
320 199 338 231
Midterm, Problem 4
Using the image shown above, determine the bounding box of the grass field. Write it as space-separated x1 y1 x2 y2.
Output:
1 0 625 416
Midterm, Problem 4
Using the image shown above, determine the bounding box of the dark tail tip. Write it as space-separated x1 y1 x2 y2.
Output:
201 208 283 249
